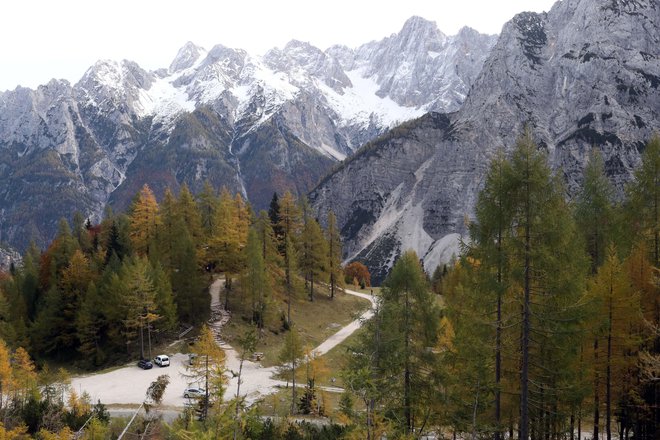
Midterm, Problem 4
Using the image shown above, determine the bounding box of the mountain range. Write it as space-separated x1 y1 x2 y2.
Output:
0 17 495 250
311 0 660 282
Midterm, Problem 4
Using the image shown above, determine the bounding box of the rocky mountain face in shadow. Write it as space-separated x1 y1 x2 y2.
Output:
311 0 660 283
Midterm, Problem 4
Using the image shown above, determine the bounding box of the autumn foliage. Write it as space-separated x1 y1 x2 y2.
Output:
344 261 371 288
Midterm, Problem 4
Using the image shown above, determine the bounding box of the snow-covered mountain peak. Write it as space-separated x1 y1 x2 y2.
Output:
396 16 447 52
78 59 153 92
169 41 207 73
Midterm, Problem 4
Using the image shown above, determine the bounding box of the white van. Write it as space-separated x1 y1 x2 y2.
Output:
154 354 170 367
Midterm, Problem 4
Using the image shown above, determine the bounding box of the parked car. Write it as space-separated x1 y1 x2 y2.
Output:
183 387 205 398
138 359 153 370
154 354 170 367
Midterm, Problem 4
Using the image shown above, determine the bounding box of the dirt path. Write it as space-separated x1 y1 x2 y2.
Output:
312 288 376 356
69 280 376 408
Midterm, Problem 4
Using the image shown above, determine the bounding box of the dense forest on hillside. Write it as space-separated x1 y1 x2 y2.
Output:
0 182 350 437
336 134 659 440
0 134 657 439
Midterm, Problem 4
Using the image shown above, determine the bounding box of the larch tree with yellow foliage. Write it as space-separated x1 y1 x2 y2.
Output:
186 325 226 422
587 247 641 440
129 184 161 257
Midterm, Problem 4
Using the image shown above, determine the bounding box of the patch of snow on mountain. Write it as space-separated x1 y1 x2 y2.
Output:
251 62 300 102
138 75 195 120
318 69 426 128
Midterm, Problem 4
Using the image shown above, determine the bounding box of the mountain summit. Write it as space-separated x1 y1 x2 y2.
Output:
0 17 495 250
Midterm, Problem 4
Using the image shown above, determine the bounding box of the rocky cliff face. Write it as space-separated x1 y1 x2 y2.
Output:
0 18 495 250
311 0 660 283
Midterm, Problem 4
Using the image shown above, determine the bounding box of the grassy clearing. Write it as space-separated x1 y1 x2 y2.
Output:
220 284 370 368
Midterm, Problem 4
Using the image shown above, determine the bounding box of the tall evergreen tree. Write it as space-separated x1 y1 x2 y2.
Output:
346 251 440 437
587 246 641 440
627 136 660 267
75 282 106 368
467 150 514 440
115 257 160 359
326 211 344 299
129 184 161 257
299 217 328 302
241 229 271 329
279 325 304 415
448 131 589 439
625 136 660 437
197 182 219 244
210 188 243 310
186 325 226 422
268 192 284 242
575 150 615 273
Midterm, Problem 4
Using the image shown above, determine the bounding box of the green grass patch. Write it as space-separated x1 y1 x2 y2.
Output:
221 284 370 368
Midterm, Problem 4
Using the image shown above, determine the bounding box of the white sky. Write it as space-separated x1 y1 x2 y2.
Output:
0 0 558 92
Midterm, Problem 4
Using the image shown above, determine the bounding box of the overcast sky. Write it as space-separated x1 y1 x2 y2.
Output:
1 0 558 92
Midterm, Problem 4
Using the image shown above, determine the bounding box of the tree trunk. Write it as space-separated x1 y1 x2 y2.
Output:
495 265 502 440
606 283 613 440
291 358 297 415
472 379 481 440
594 337 600 440
570 411 575 440
404 288 412 435
495 165 503 440
330 273 335 299
521 167 531 440
224 275 232 311
285 259 292 326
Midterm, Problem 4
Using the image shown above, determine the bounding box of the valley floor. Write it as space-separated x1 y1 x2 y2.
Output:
69 279 375 410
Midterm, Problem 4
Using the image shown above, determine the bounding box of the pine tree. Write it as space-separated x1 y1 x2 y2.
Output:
148 262 178 332
177 184 205 261
279 326 303 415
587 246 641 440
156 188 178 269
197 182 219 239
241 229 271 329
283 236 302 327
72 211 93 253
76 282 106 368
466 150 514 439
268 192 284 243
210 188 243 310
255 210 282 302
58 250 94 352
625 136 660 438
299 217 328 302
326 211 344 299
116 257 160 359
575 150 615 272
627 136 660 267
502 131 588 439
449 131 589 439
